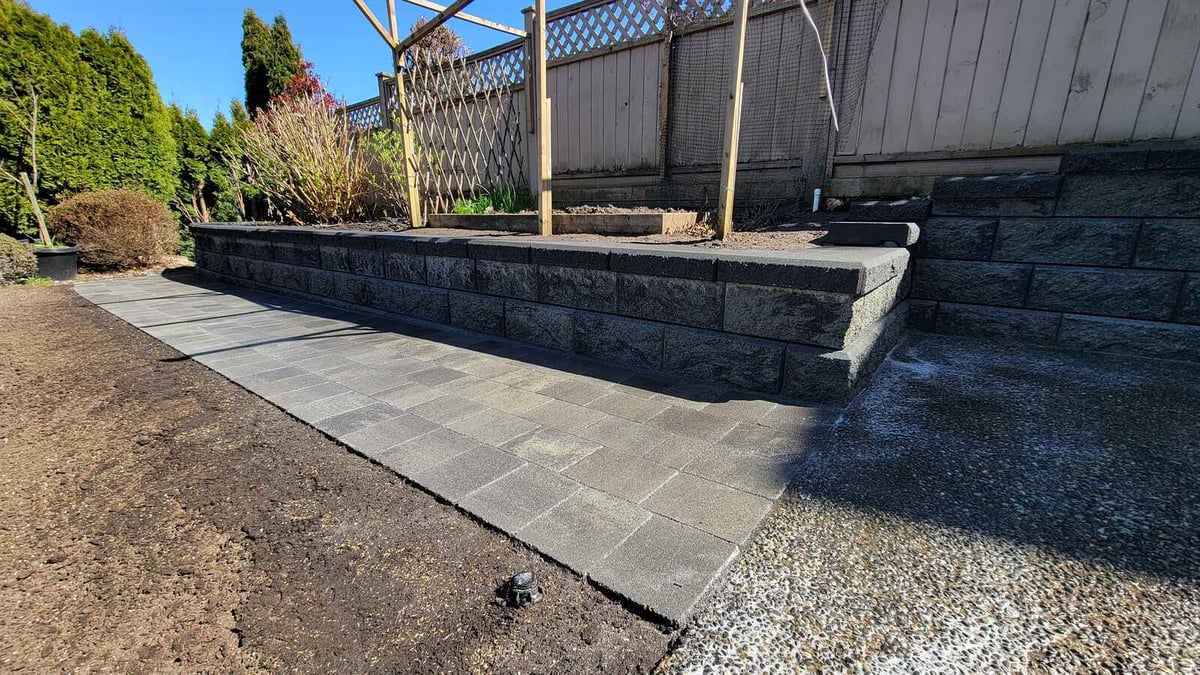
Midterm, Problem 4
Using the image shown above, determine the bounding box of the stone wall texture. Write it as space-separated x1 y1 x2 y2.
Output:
901 143 1200 362
190 225 910 404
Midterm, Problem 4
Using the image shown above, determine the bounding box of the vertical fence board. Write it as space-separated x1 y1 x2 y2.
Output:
1059 0 1128 144
961 0 1021 149
932 0 989 150
906 0 956 152
857 0 901 155
882 0 930 154
1134 0 1200 139
1175 44 1200 137
991 0 1055 147
1022 0 1090 146
1094 0 1168 142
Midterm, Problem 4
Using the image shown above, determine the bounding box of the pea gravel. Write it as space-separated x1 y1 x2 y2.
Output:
662 335 1200 673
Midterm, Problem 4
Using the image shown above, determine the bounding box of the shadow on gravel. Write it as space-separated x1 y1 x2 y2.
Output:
784 333 1200 583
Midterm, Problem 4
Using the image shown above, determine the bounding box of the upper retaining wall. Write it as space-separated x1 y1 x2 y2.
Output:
190 224 910 403
856 144 1200 363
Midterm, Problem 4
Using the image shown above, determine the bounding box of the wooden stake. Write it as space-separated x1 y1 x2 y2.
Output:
716 0 751 239
400 0 525 37
533 0 552 236
393 50 424 227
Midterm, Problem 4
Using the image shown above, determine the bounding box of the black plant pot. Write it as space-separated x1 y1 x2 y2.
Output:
34 246 79 281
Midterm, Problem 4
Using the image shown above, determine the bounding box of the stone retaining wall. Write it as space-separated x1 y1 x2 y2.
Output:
855 144 1200 362
190 224 910 404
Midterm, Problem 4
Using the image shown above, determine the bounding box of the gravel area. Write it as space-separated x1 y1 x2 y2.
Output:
663 334 1200 672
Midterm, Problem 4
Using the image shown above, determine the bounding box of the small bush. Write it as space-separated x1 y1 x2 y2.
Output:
48 190 178 270
0 234 38 284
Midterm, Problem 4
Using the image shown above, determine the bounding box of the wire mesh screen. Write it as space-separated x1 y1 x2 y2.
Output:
668 0 889 186
404 46 528 215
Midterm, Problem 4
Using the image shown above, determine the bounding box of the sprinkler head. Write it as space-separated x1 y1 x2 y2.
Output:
506 571 543 607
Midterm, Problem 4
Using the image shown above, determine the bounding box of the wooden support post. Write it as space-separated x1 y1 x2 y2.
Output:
393 50 424 226
532 0 552 236
716 0 751 239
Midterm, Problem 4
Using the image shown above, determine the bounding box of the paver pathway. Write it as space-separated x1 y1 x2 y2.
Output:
76 271 836 623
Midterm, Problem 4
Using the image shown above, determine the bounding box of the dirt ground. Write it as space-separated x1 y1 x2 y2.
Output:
391 224 829 251
0 284 670 672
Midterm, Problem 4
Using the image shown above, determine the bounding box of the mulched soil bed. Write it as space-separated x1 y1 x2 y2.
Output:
0 284 669 672
364 224 830 251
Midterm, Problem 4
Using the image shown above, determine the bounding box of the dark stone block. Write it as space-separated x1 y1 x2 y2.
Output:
933 174 1061 200
414 236 470 257
319 245 351 273
911 259 1032 307
376 235 420 254
476 259 538 300
538 266 617 312
608 245 718 280
401 283 449 323
307 270 336 298
367 280 407 315
723 283 856 348
934 302 1060 345
1146 145 1200 170
333 273 371 306
269 262 307 292
468 239 531 263
912 217 997 260
932 198 1056 217
272 240 321 267
846 197 931 221
505 300 574 351
383 251 425 284
716 253 863 294
227 256 250 279
1058 172 1200 218
574 311 665 371
1057 314 1200 363
993 218 1139 267
240 238 273 261
427 255 475 290
1026 267 1184 321
781 305 907 404
1063 146 1149 173
616 274 723 329
1178 276 1200 325
820 221 919 247
529 242 610 270
907 300 938 331
662 326 784 393
348 247 385 278
1134 220 1200 271
449 291 505 335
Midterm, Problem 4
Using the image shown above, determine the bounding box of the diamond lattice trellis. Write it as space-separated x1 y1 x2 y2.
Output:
404 47 528 215
345 98 384 130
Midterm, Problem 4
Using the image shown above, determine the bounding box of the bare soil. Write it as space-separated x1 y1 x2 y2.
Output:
0 284 669 672
397 224 829 251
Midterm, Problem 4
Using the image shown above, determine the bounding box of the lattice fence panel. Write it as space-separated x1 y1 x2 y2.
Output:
406 47 528 214
345 99 384 130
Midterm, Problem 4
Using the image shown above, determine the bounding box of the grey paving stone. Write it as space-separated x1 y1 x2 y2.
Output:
407 366 470 387
459 464 581 534
413 445 525 503
587 391 671 423
494 367 568 392
642 473 773 545
340 370 414 396
455 356 522 380
520 399 609 433
472 385 554 415
266 381 352 409
377 427 482 476
246 372 326 397
314 401 404 436
446 408 541 446
536 378 610 406
435 375 507 400
645 405 738 443
564 447 677 503
643 433 714 470
577 415 670 455
589 515 737 624
373 383 445 410
288 391 378 424
518 487 652 574
406 394 486 425
700 398 776 425
757 404 840 433
502 428 603 471
684 424 814 499
339 413 439 457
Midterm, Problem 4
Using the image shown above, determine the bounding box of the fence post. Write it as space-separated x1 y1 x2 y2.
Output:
532 0 553 236
523 9 539 198
376 72 394 130
392 50 424 227
716 0 751 239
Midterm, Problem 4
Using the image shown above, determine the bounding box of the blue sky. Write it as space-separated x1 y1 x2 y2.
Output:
30 0 568 128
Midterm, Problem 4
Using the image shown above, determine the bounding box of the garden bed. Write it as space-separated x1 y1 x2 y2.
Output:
427 210 701 236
